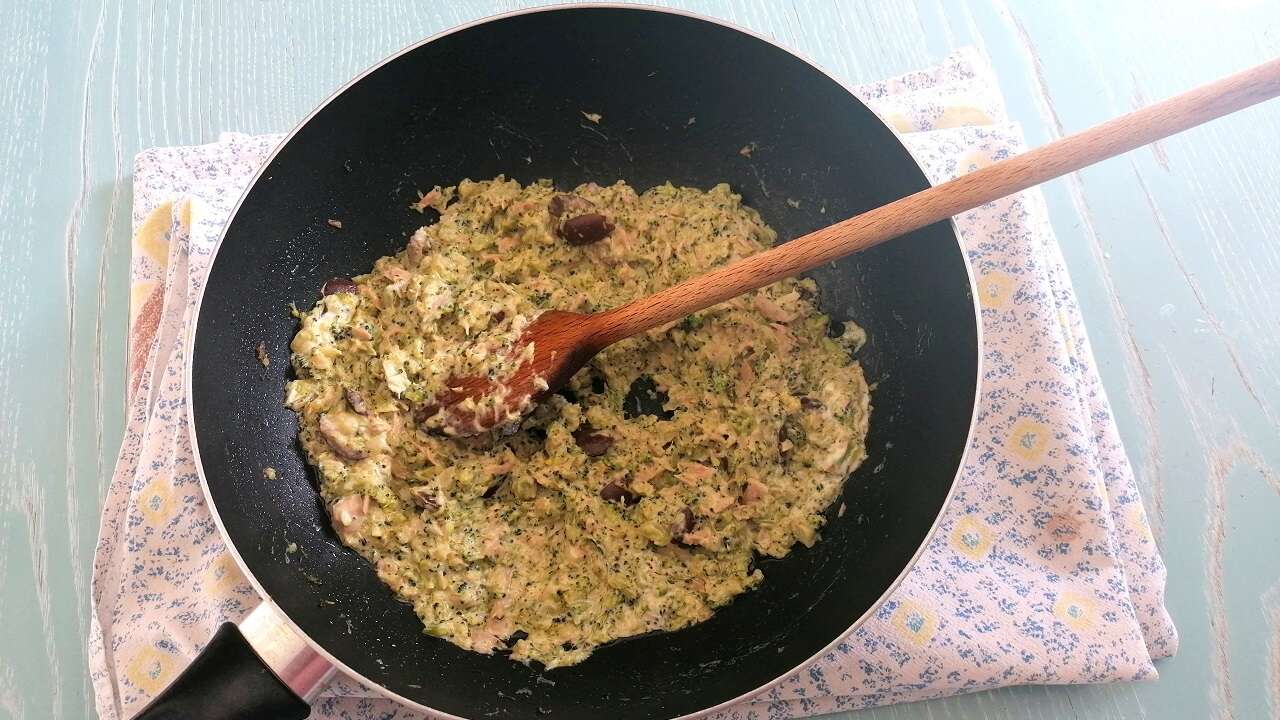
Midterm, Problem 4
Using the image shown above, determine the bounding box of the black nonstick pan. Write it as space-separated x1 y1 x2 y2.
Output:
159 6 979 720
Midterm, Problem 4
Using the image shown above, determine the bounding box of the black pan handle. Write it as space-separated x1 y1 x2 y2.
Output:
131 602 332 719
132 622 311 720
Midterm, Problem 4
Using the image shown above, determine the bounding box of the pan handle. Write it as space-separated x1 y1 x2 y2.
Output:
132 602 334 720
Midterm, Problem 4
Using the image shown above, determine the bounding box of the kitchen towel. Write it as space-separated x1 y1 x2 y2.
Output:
90 47 1177 720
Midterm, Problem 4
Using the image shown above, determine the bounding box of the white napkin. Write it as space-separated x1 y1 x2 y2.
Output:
91 48 1176 720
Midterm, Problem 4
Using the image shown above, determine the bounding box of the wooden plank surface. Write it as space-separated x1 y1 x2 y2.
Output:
0 1 1276 718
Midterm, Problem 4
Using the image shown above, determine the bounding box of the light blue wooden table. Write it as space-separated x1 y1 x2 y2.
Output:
2 1 1277 718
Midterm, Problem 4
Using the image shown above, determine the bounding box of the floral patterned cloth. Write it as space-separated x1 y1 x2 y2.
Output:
90 48 1176 720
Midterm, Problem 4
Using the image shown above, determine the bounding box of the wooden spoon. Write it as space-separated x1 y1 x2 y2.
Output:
430 57 1280 437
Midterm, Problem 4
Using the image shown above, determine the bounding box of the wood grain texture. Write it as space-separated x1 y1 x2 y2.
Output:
0 1 1276 719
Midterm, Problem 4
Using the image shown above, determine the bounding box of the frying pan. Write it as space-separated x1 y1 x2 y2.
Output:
153 5 980 719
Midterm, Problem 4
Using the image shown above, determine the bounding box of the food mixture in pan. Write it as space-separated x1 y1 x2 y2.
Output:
285 177 871 667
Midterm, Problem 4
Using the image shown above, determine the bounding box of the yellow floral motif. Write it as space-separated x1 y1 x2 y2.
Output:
137 479 171 527
1006 418 1050 461
1053 591 1096 631
131 200 203 326
977 270 1014 309
1057 308 1078 350
950 515 994 559
177 197 195 228
205 552 247 593
957 148 995 174
892 599 938 645
882 110 917 133
123 643 177 694
1128 504 1156 544
134 201 174 266
936 105 993 129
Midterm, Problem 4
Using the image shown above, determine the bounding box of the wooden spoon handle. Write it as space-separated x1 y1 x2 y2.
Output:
592 56 1280 346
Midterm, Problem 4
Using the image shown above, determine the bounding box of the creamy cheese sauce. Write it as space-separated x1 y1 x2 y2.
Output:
286 177 871 668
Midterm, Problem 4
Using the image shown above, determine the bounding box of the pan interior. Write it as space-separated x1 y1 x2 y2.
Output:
191 7 978 719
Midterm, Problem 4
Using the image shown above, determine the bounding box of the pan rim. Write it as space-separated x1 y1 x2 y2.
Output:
184 4 984 718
